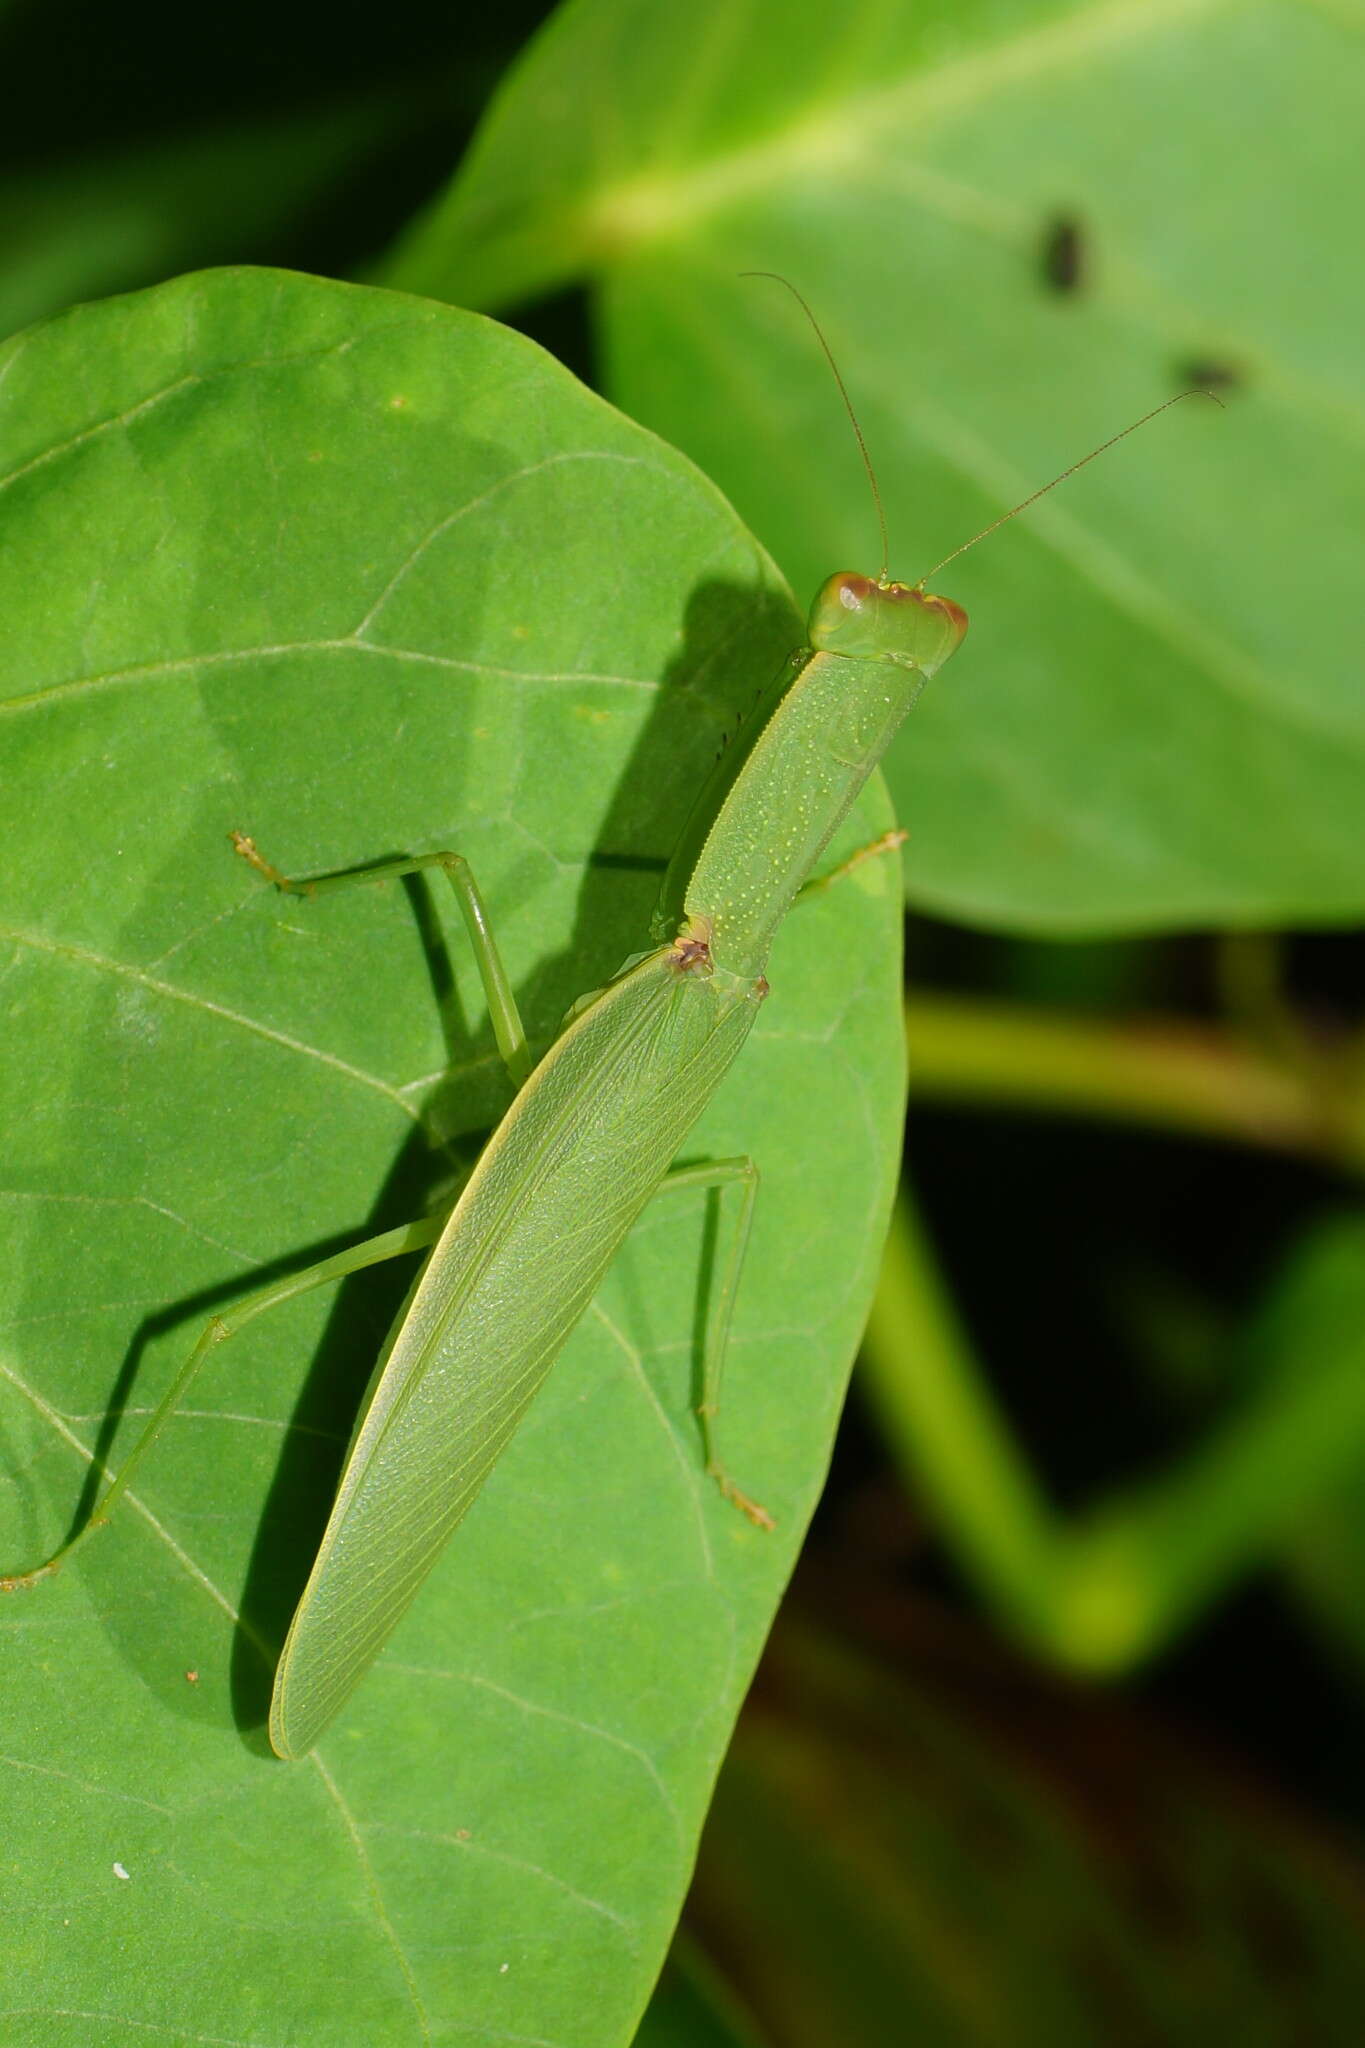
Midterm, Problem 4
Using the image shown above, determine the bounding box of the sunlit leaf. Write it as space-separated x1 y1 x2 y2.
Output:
0 267 903 2043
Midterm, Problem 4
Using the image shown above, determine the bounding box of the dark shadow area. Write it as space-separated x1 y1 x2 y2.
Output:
35 1111 480 1744
909 1110 1342 1496
806 1061 1365 1829
219 866 511 1734
691 1186 724 1429
229 1116 465 1740
510 283 596 393
0 0 553 166
414 573 797 1150
59 1222 425 1558
0 1 559 343
557 574 799 1003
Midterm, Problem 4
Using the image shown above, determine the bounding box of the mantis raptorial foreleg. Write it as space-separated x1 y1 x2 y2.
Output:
230 833 533 1085
796 827 909 904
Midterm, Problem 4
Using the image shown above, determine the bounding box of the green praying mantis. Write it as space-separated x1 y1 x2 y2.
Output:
1 278 1208 1757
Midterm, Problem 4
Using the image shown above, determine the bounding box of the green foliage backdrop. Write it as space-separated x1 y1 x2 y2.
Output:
1 0 1362 2040
390 0 1365 931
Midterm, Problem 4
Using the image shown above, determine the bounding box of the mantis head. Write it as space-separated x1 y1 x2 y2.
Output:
808 571 968 678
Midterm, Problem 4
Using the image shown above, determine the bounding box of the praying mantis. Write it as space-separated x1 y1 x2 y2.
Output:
1 277 1206 1758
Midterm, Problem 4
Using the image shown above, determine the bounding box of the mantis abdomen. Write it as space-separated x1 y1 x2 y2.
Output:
270 942 763 1756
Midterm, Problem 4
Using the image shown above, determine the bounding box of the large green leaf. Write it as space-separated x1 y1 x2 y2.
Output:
386 0 1365 934
0 269 903 2042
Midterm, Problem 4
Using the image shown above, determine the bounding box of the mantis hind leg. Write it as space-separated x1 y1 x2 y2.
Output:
0 1212 447 1590
654 1157 772 1530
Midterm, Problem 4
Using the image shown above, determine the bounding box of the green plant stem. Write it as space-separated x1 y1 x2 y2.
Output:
863 994 1365 1672
863 1193 1365 1673
860 1189 1062 1612
903 994 1365 1175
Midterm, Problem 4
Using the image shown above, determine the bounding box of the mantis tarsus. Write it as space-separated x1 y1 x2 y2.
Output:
2 279 1209 1757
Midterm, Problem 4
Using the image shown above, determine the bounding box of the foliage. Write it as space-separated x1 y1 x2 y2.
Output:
0 269 900 2041
1 1 1362 2043
388 0 1365 933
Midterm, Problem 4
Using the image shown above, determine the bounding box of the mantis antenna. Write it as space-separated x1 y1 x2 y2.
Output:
913 388 1223 589
743 269 1222 596
741 269 891 584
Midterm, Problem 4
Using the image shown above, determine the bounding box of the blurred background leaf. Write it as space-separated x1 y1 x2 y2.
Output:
0 92 425 341
386 0 1365 932
684 1605 1365 2046
0 0 555 340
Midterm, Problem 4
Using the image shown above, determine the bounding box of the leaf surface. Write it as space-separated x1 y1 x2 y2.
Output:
0 268 904 2044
